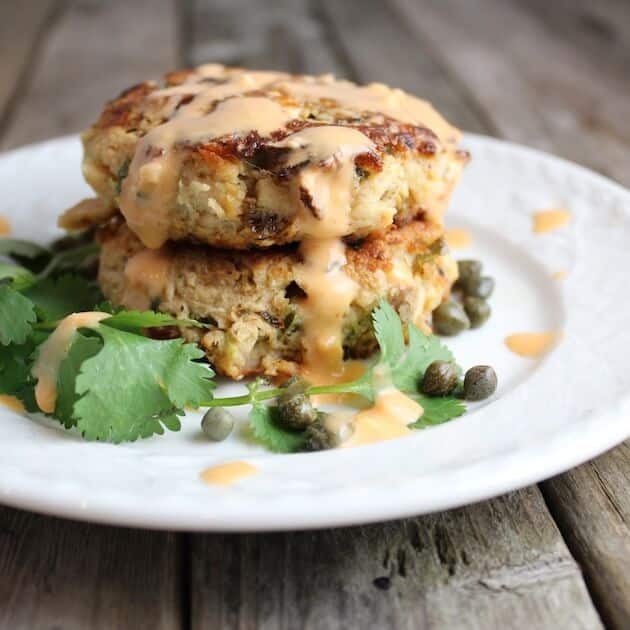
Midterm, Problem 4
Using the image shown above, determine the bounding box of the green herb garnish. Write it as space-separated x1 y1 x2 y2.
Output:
1 237 468 449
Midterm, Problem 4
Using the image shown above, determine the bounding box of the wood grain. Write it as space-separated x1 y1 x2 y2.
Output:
391 0 630 185
190 488 602 630
0 2 58 136
187 0 346 75
0 3 183 629
0 507 182 630
1 0 178 150
542 443 630 630
319 0 489 134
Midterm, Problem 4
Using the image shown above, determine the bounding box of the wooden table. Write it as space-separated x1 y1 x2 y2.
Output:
1 1 629 628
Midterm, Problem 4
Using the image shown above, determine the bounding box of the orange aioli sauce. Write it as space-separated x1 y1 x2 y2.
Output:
505 332 559 358
533 208 571 234
444 228 472 250
121 94 296 249
200 461 258 486
122 248 173 311
31 312 109 413
336 387 424 448
119 65 461 378
0 395 24 413
0 216 11 235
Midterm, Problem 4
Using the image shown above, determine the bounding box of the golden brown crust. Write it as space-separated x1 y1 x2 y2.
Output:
82 66 467 249
97 217 456 379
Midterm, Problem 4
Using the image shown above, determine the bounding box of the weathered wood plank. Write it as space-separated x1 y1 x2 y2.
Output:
190 488 602 629
0 2 58 134
187 0 346 75
0 2 183 628
391 0 630 185
0 0 179 150
541 443 630 630
0 507 182 630
519 0 630 80
319 0 489 133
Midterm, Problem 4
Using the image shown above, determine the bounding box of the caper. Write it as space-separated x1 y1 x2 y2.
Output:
463 276 495 299
432 300 470 336
201 408 235 441
463 296 491 328
303 419 335 451
457 259 482 285
276 392 318 430
463 366 497 401
421 360 459 396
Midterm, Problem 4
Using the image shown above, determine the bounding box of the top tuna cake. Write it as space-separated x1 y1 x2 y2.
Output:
77 64 468 249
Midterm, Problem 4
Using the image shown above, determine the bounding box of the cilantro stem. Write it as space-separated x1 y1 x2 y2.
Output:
201 379 369 408
202 387 284 407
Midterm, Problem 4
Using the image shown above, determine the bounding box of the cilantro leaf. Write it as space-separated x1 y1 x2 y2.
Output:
249 402 307 453
0 262 36 290
102 309 205 333
55 333 102 428
0 338 40 411
0 285 37 345
73 325 214 442
372 299 406 366
24 274 102 321
411 394 466 427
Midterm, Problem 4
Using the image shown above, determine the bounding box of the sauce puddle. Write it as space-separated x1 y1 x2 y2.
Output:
444 228 472 250
505 332 559 358
326 387 423 449
533 208 571 234
200 461 258 486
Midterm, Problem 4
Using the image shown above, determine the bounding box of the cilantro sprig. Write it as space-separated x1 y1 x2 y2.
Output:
1 234 468 449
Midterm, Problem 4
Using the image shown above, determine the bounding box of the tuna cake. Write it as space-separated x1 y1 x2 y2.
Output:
77 64 468 250
97 217 457 380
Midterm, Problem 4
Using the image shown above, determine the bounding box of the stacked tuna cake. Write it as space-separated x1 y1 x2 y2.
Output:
60 65 468 379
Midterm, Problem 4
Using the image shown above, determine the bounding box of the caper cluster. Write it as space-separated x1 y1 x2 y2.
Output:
432 259 494 336
421 360 497 402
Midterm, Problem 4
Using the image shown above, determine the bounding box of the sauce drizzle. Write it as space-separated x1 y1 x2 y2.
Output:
32 312 109 413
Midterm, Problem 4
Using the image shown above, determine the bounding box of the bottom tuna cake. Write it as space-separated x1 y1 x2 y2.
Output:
97 217 457 379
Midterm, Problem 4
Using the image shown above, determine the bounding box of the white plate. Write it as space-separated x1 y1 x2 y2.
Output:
1 134 629 531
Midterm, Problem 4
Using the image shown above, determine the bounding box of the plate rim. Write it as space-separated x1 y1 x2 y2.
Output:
1 132 629 531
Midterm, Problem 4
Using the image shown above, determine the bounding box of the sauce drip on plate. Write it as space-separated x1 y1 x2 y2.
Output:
533 208 571 234
200 461 258 486
505 332 558 358
444 228 472 250
0 216 11 235
326 386 423 448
